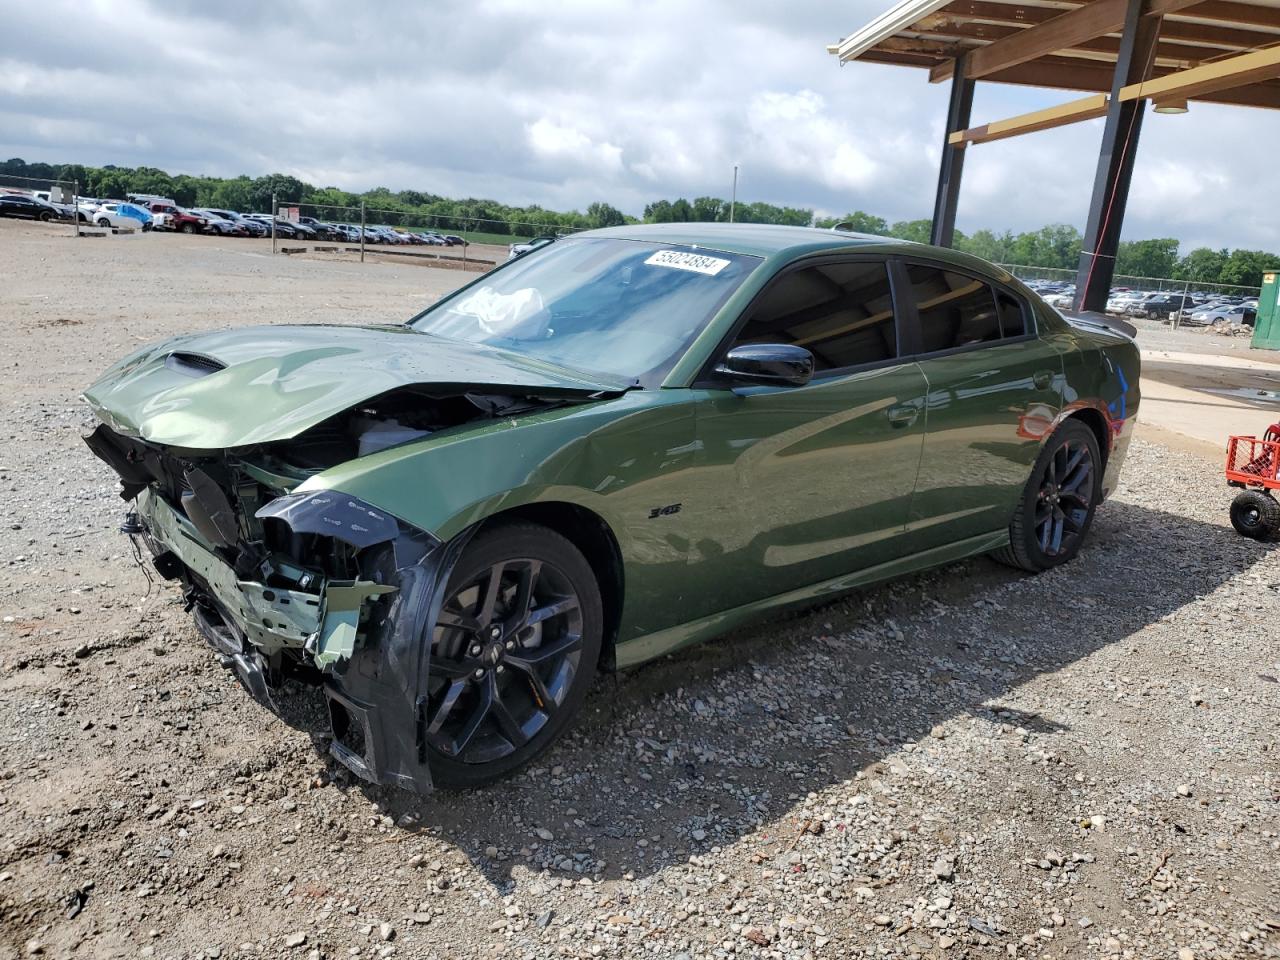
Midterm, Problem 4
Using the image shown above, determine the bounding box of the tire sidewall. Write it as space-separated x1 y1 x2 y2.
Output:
427 522 603 790
1014 421 1103 571
1230 490 1277 540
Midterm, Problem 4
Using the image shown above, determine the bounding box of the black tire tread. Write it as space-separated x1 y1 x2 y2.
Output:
992 419 1101 573
428 520 602 790
1230 489 1279 540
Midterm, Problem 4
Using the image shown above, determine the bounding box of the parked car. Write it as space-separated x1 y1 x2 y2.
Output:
83 223 1139 794
0 193 64 221
145 203 207 234
298 217 337 240
442 235 467 247
202 209 269 237
1186 303 1253 326
1104 292 1144 314
1134 294 1197 320
91 202 154 231
508 235 557 260
193 209 249 237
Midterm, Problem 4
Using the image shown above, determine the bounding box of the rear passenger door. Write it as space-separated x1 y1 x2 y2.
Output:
897 260 1064 551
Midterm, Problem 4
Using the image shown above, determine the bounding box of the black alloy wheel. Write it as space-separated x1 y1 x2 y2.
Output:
425 522 601 788
995 419 1101 572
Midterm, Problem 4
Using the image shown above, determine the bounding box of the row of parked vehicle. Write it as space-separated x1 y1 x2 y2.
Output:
0 190 467 247
1026 279 1259 327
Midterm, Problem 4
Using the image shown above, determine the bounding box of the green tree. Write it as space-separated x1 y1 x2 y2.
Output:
1174 247 1228 284
887 219 933 244
957 228 1014 264
585 201 625 228
1219 249 1280 288
815 210 889 234
690 196 725 222
1116 238 1179 279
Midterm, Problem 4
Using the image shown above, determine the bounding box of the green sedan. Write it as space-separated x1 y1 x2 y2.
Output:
83 224 1139 792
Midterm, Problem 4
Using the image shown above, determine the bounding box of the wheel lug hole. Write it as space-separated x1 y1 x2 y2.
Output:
495 665 505 674
473 668 485 680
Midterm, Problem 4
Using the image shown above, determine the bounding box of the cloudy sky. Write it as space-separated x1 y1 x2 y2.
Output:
1 0 1274 252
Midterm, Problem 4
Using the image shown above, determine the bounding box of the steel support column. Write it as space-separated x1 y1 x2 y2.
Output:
930 54 974 248
1074 0 1162 312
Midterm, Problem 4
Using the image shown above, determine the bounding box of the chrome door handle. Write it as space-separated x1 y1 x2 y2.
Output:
1033 369 1054 390
886 404 919 428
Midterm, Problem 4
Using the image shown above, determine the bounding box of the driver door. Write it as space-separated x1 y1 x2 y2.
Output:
681 257 929 618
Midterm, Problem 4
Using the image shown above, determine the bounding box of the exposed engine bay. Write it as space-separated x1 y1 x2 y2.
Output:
83 385 598 793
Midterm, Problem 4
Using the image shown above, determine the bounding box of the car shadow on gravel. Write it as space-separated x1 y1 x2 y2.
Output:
327 498 1274 891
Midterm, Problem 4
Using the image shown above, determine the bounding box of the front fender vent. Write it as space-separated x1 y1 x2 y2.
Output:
165 351 227 378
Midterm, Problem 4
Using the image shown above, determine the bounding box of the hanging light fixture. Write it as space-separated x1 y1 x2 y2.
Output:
1153 97 1189 114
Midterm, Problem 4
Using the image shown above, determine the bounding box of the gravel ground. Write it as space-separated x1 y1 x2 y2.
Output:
1 219 1278 960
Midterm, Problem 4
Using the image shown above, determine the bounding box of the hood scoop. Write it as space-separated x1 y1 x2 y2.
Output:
165 351 227 378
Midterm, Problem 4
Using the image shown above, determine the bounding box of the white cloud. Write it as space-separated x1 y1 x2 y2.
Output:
0 0 1273 251
525 118 623 177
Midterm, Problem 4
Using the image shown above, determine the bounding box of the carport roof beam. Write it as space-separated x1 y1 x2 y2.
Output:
1117 42 1280 101
947 93 1111 146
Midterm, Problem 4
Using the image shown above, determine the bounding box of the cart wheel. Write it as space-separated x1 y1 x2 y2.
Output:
1230 490 1279 540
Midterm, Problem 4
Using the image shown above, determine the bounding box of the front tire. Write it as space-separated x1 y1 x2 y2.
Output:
182 222 196 234
994 419 1102 572
1230 490 1278 540
425 522 602 789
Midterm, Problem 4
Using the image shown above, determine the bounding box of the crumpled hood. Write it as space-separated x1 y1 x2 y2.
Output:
83 324 631 449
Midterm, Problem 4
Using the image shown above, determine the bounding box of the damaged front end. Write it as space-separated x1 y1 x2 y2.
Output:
81 393 536 794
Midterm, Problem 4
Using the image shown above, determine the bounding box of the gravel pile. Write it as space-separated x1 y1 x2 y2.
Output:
1 221 1277 959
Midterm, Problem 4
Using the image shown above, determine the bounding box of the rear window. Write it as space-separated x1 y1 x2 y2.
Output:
904 264 1029 352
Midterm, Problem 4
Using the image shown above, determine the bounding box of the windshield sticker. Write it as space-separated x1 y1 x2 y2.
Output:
644 250 730 276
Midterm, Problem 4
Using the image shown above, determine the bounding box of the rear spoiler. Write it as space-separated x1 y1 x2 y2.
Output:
1060 309 1137 341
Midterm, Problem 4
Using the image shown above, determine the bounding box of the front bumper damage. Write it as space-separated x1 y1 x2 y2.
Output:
87 421 466 795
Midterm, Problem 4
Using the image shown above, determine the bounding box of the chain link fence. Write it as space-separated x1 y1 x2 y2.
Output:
267 199 587 272
998 262 1261 299
0 172 82 236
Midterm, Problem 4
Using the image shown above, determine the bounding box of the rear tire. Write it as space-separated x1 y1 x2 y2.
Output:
1230 490 1278 540
182 222 196 234
425 521 602 789
993 419 1102 572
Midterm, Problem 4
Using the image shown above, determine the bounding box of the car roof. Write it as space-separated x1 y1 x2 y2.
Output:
579 222 923 260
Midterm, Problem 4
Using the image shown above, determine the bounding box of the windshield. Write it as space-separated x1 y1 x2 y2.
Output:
408 237 760 384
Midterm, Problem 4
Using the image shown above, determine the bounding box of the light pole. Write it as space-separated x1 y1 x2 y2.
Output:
729 164 738 223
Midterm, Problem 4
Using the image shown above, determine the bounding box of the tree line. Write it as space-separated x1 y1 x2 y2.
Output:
5 157 1277 286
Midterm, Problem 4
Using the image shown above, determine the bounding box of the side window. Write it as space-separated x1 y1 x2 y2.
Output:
729 260 897 373
904 264 1030 351
905 264 1001 352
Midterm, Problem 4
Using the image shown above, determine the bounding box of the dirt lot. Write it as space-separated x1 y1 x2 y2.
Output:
1 219 1277 960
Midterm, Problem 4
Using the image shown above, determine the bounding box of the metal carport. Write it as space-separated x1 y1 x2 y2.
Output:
827 0 1280 313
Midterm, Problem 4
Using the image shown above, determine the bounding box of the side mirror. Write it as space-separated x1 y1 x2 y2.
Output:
715 343 814 388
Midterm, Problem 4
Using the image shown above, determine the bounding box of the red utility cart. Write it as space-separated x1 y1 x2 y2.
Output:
1226 423 1280 538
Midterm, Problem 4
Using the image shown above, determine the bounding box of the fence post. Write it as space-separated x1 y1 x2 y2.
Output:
271 192 278 255
462 218 468 271
360 201 366 263
1174 278 1191 329
72 180 79 238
